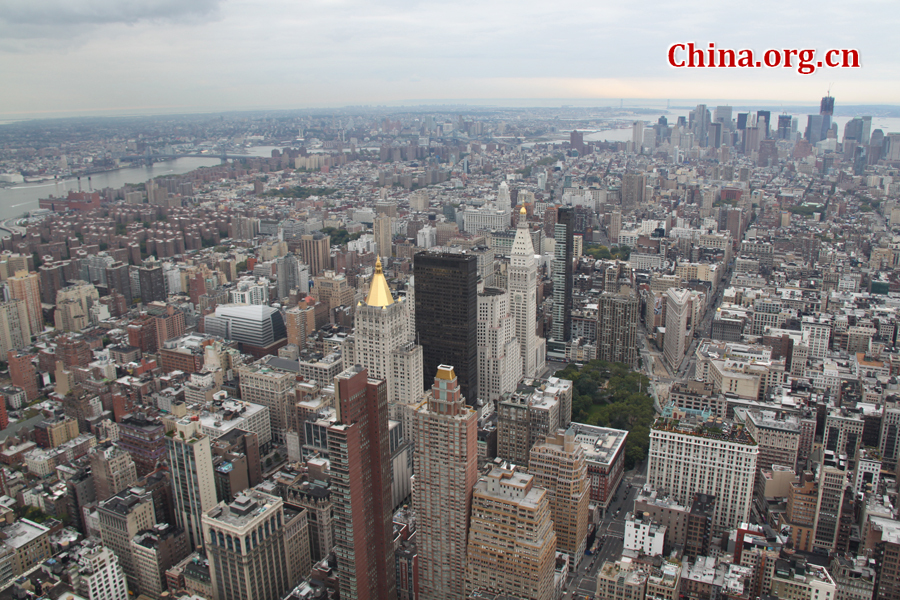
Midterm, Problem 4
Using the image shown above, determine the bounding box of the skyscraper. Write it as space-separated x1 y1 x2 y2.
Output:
820 93 835 140
663 288 691 370
509 205 545 378
347 258 423 410
631 121 644 153
98 489 157 592
648 415 758 535
622 173 644 210
0 300 30 356
166 417 217 550
777 114 793 140
105 262 133 305
90 443 138 502
203 491 310 600
597 290 640 367
7 270 41 338
275 253 308 300
549 207 574 356
328 366 395 600
373 213 393 260
299 233 331 276
414 365 478 600
465 467 557 600
477 288 522 402
528 428 590 560
139 264 166 303
414 252 479 404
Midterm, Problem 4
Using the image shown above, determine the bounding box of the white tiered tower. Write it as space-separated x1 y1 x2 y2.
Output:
509 205 546 378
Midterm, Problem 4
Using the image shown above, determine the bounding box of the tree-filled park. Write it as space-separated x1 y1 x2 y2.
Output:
554 360 655 470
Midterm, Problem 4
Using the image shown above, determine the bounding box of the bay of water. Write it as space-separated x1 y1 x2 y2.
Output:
0 146 283 223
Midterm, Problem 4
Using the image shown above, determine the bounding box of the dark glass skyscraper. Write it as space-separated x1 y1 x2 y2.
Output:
414 251 479 404
549 207 574 356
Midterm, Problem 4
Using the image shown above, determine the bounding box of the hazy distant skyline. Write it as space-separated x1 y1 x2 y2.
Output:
2 0 898 119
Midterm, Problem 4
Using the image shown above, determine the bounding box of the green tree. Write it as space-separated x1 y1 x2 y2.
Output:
554 359 654 469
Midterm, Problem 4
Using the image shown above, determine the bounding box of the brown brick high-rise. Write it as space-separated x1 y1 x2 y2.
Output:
8 350 38 401
328 366 395 600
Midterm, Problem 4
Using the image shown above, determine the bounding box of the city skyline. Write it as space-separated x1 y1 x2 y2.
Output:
2 0 898 119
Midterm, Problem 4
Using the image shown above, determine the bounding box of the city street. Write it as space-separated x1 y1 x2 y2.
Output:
562 463 647 599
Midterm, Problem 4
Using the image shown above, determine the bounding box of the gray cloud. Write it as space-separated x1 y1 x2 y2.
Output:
1 0 222 41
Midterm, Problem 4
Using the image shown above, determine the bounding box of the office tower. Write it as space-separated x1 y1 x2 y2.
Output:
510 206 545 378
118 414 167 476
805 114 825 144
631 121 644 153
166 417 217 550
8 349 38 401
497 180 512 212
98 489 157 592
285 304 311 351
663 288 690 370
7 270 41 337
348 258 422 408
374 213 393 260
477 288 522 402
299 232 331 276
549 207 574 355
203 491 311 600
692 104 710 146
756 110 771 138
414 252 479 404
648 415 758 535
777 114 793 139
275 253 308 300
90 443 138 502
204 305 287 357
0 300 30 355
528 429 589 559
812 466 849 554
312 270 355 312
465 467 557 600
414 365 478 600
714 105 732 126
130 523 190 599
76 544 130 600
596 290 640 367
609 210 622 244
328 366 395 600
622 172 644 210
820 93 835 138
744 126 761 154
209 429 262 500
237 361 295 443
709 122 722 148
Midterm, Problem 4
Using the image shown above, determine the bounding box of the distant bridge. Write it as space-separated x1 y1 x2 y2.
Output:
119 152 259 162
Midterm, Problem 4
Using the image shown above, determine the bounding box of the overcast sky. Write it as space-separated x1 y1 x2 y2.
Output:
1 0 898 118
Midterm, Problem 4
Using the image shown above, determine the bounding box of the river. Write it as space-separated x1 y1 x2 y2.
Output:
0 146 284 223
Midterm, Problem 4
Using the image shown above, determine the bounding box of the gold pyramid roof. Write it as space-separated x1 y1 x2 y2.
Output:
365 257 395 307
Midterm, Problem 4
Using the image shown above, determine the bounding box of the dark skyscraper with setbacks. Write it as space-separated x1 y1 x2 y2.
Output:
414 251 479 405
